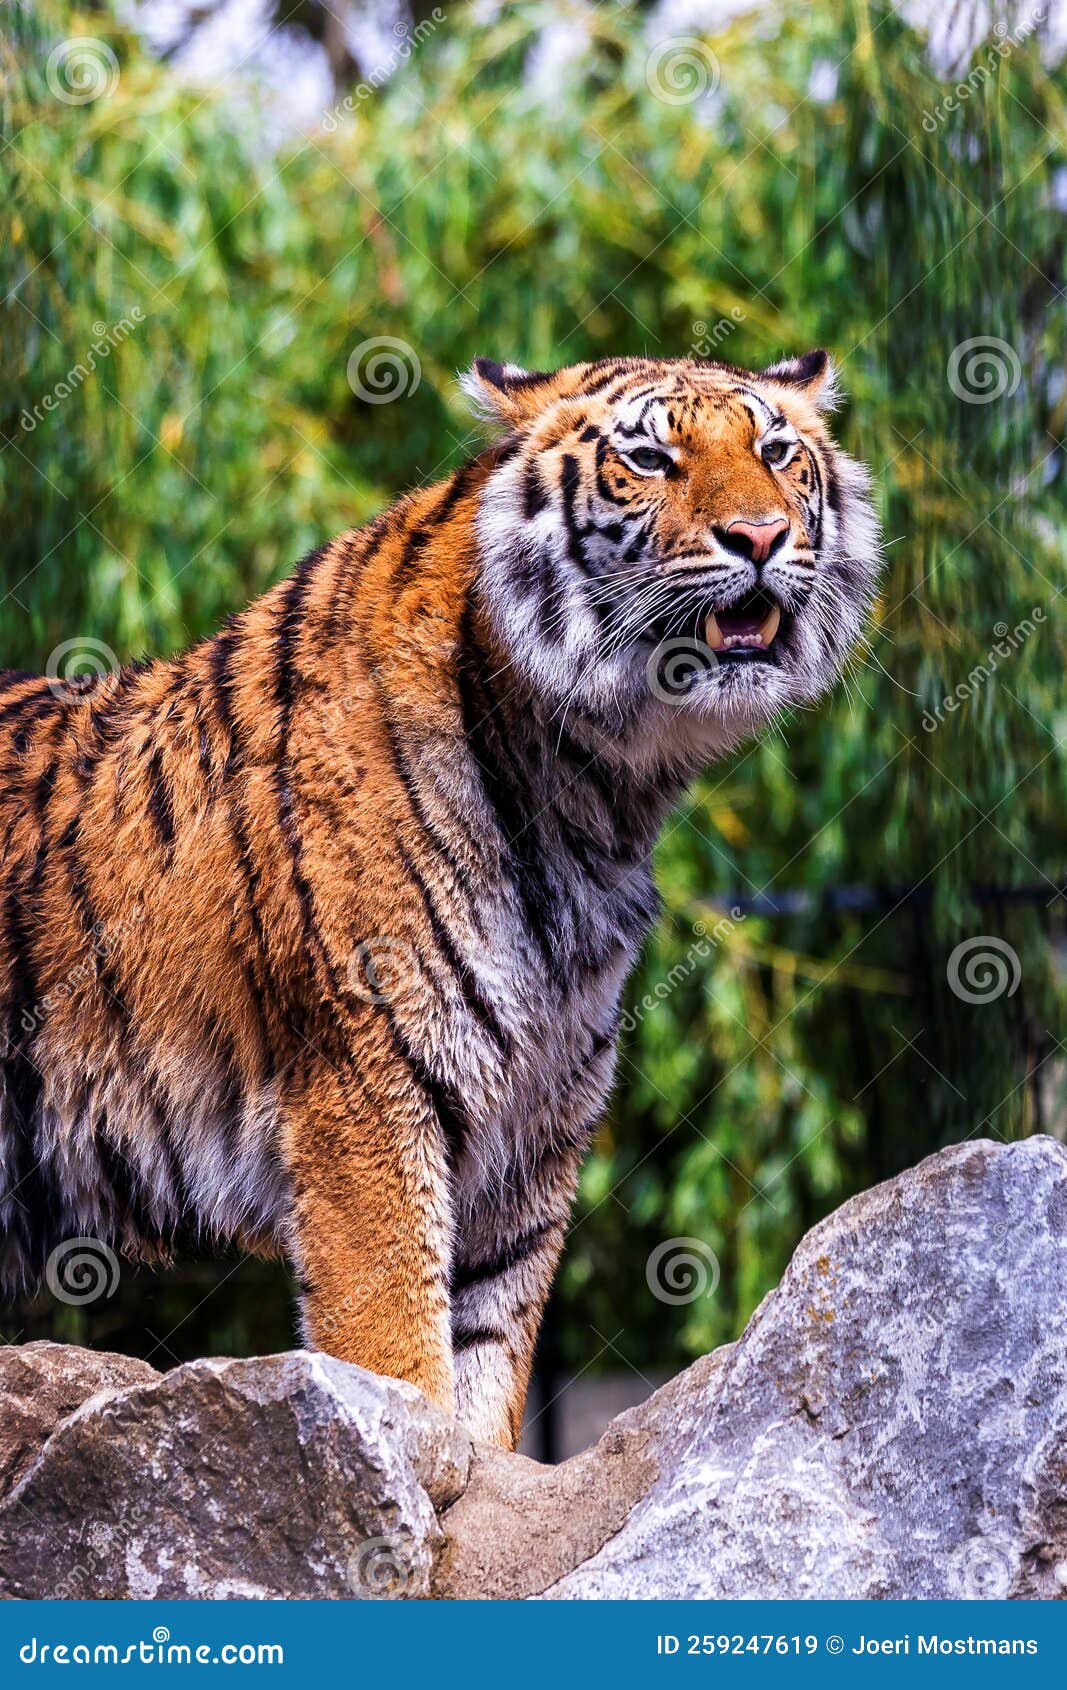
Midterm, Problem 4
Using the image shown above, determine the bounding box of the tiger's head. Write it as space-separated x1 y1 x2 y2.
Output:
464 352 880 761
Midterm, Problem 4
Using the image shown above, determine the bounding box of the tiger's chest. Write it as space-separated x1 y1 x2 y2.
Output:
394 850 656 1199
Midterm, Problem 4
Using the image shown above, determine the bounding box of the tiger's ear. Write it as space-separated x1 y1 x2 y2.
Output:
459 358 559 426
760 349 839 411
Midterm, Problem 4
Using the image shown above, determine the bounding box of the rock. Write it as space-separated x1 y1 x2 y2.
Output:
0 1341 158 1502
432 1418 659 1600
0 1352 469 1599
538 1135 1067 1599
2 1137 1065 1599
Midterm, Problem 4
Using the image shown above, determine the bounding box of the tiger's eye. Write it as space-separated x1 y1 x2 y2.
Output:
762 438 794 468
626 446 673 474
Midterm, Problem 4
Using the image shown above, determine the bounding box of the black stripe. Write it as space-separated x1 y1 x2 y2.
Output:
275 546 326 716
454 609 563 973
390 523 430 592
594 434 630 505
375 692 475 892
203 1010 248 1181
619 393 660 437
504 526 562 624
11 715 43 757
348 547 491 913
452 1326 507 1351
37 710 192 1243
270 554 363 1020
0 670 37 696
482 433 522 469
427 456 485 527
808 444 826 550
326 519 390 644
580 363 630 396
210 621 242 775
95 1112 155 1244
150 1110 193 1247
272 554 350 1021
0 715 80 1255
146 748 175 854
59 814 190 1239
460 694 560 947
380 998 470 1172
535 563 569 647
451 1219 556 1295
60 816 132 1023
210 626 274 978
824 456 841 514
522 458 548 520
197 722 214 784
0 691 54 735
542 1028 619 1151
395 836 511 1057
32 757 59 825
559 453 591 573
552 723 617 817
276 769 336 1006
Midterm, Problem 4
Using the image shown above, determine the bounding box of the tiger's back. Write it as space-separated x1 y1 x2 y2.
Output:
0 484 471 1279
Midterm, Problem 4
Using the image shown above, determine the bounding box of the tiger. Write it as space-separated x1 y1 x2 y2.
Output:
0 350 879 1449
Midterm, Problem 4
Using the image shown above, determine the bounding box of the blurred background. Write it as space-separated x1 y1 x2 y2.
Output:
2 0 1065 1459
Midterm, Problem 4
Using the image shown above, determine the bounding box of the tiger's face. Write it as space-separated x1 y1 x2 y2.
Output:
466 352 880 760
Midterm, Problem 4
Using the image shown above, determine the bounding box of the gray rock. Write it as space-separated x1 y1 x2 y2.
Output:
2 1138 1065 1599
0 1341 158 1503
541 1136 1067 1598
0 1352 469 1599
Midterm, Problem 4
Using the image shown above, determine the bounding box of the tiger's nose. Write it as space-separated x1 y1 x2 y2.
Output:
720 516 790 565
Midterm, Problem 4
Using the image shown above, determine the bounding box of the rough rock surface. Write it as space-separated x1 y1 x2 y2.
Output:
537 1135 1067 1599
1 1138 1065 1600
0 1352 469 1598
0 1341 157 1502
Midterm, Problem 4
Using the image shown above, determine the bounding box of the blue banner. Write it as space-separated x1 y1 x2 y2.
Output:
2 1600 1062 1685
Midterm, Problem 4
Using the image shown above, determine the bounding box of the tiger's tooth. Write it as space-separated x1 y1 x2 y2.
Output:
704 612 724 651
759 604 781 645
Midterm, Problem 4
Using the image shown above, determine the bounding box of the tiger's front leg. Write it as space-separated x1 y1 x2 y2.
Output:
285 1056 455 1416
450 1149 580 1449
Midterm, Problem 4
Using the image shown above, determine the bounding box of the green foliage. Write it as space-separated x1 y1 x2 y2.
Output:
2 0 1064 1374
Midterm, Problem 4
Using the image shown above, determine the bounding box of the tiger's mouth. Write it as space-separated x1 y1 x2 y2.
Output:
705 590 783 662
